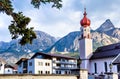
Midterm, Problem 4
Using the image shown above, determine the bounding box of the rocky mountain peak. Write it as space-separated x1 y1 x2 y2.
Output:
96 19 115 32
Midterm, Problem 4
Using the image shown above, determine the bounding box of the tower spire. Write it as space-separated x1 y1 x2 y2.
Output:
83 7 87 16
80 7 91 39
80 8 90 27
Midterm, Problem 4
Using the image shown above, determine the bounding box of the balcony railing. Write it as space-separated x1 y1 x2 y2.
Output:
53 66 77 70
53 60 76 64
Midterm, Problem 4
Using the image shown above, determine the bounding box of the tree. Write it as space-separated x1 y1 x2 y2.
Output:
0 0 62 45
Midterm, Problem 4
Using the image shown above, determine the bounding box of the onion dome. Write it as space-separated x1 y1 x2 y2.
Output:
80 8 90 27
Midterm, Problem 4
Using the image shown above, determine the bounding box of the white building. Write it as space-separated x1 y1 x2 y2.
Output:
4 64 14 74
0 58 15 74
79 8 120 76
16 52 77 74
28 58 52 74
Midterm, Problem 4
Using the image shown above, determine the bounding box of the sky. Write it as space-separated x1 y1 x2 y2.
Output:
0 0 120 42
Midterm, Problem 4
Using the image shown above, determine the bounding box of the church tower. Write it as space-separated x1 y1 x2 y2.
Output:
79 8 93 70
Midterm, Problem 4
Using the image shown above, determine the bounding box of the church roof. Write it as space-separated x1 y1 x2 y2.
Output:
90 43 120 59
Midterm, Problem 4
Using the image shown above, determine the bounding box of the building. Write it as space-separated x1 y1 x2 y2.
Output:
79 8 120 76
0 58 16 74
16 58 28 74
89 43 120 74
4 64 14 74
16 52 77 74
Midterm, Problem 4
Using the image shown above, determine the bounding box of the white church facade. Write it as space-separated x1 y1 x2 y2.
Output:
79 8 120 76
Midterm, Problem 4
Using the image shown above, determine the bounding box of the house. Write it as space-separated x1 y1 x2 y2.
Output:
4 64 14 74
16 52 77 74
79 8 120 76
16 58 28 74
0 58 15 74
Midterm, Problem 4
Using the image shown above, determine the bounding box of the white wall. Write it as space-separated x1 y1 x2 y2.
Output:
79 38 93 69
28 58 52 74
4 68 13 74
89 57 117 74
0 63 5 74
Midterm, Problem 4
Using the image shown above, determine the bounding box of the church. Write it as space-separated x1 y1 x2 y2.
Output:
79 8 120 75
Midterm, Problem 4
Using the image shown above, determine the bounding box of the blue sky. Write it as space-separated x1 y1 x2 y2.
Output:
0 0 120 42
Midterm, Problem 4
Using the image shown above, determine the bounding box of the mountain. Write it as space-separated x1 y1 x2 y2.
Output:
1 19 120 65
46 19 120 53
0 31 57 62
45 31 80 52
96 19 115 32
96 19 120 40
0 31 57 58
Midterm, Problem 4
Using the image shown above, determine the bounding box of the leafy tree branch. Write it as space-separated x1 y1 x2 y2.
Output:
0 0 62 45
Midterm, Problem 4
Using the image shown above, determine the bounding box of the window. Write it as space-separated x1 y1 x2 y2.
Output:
59 71 61 74
117 65 120 72
104 62 107 72
48 71 50 74
8 69 10 72
84 29 86 31
57 64 60 67
19 63 22 67
41 71 43 74
29 71 32 74
38 71 43 74
56 71 58 74
45 63 47 66
46 71 48 74
45 63 50 66
38 62 43 66
48 63 50 66
38 71 40 74
45 71 50 74
94 63 97 73
29 62 32 66
65 71 67 74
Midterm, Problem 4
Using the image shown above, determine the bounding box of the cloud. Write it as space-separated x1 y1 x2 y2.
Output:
1 0 120 41
0 14 12 42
